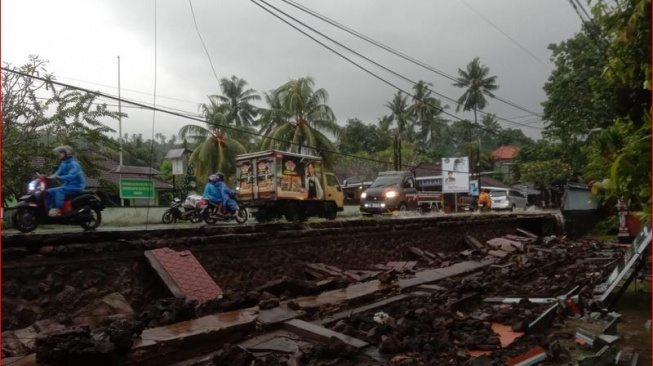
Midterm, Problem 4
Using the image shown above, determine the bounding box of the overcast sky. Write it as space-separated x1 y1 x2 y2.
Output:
2 0 583 142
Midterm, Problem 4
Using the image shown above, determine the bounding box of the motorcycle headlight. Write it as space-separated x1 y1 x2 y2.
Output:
385 191 397 198
360 192 367 199
27 180 44 194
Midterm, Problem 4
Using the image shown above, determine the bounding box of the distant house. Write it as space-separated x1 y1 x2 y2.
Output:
491 145 519 182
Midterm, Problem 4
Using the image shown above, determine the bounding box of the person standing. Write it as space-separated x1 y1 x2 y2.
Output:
46 146 86 217
478 189 492 212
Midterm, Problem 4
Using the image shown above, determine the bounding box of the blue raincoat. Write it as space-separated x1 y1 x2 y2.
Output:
46 156 86 210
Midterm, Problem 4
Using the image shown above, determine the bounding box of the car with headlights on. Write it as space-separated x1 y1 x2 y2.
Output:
359 171 420 215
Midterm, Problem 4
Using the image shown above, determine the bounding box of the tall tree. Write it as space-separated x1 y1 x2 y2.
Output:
259 77 341 167
453 57 498 125
385 91 413 141
180 103 247 184
2 56 120 206
541 30 615 146
408 80 448 155
338 118 392 155
215 75 260 128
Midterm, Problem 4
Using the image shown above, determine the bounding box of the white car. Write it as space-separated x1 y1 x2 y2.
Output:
490 189 528 211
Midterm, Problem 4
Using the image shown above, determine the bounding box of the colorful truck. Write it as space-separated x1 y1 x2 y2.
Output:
235 150 344 222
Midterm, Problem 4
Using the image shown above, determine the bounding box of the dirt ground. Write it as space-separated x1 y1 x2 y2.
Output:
614 281 651 364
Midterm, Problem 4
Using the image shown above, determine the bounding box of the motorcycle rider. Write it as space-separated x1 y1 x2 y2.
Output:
46 145 87 217
214 172 239 216
202 174 223 209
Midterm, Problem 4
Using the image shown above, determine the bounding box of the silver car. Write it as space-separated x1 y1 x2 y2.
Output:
490 189 528 211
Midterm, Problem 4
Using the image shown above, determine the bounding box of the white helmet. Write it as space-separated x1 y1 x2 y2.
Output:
53 145 74 156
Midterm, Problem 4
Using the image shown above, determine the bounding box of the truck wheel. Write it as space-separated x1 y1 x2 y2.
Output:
325 202 337 220
284 202 301 222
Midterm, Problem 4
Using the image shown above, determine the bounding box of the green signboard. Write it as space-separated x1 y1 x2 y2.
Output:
120 179 155 199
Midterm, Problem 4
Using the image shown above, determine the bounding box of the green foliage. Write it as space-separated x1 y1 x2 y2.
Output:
542 30 616 143
584 116 651 222
2 56 121 206
454 57 498 124
338 118 392 154
513 140 575 186
258 77 341 168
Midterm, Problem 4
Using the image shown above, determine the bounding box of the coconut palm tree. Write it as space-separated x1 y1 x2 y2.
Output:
259 77 341 166
385 91 413 141
453 57 498 125
377 115 393 133
179 103 247 185
408 80 449 152
215 75 260 128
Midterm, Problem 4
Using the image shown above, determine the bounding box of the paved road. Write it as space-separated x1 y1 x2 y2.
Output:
2 207 559 236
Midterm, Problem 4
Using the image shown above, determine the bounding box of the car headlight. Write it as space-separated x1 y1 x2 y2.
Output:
361 192 367 199
385 191 397 198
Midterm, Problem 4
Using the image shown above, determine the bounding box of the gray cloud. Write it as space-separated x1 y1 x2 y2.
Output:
2 0 582 141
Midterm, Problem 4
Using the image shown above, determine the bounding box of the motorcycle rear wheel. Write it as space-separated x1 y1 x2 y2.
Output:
235 208 248 224
203 207 218 224
80 208 102 230
14 208 38 233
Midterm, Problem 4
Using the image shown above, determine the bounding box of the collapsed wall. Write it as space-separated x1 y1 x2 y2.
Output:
2 214 558 331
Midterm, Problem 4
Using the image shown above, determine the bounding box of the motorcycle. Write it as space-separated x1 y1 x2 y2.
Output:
13 174 104 233
161 197 202 224
199 196 248 225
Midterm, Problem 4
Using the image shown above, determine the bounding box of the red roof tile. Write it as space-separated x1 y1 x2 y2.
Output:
491 146 519 160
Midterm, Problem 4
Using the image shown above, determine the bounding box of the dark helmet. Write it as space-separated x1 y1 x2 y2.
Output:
53 145 74 156
215 172 225 182
208 174 219 183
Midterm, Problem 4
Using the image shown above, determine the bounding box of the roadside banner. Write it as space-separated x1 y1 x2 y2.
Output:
441 157 469 193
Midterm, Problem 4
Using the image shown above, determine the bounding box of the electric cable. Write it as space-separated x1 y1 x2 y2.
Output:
3 67 485 174
280 0 545 119
188 0 221 85
252 0 544 131
458 0 551 70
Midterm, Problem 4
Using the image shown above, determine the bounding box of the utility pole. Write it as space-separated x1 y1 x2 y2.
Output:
118 56 124 206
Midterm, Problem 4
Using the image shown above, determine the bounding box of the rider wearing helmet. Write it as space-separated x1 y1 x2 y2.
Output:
214 172 239 215
202 174 222 207
47 145 87 217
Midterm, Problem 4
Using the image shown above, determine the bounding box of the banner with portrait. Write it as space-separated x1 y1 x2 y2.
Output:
441 156 469 193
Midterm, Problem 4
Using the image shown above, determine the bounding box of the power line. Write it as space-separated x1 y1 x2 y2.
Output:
280 0 545 119
56 74 202 106
188 0 220 85
458 0 552 70
3 67 481 174
252 0 544 132
573 0 593 21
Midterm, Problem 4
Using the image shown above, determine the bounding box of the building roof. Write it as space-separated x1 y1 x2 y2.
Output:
480 175 511 189
491 145 519 160
412 162 442 178
111 165 160 175
164 148 192 159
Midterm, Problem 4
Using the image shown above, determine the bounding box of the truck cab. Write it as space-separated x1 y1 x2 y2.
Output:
359 171 418 215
